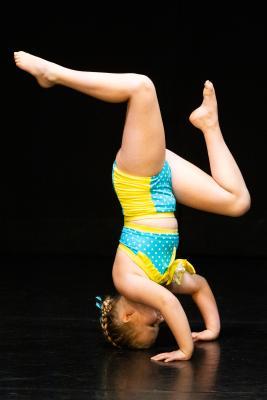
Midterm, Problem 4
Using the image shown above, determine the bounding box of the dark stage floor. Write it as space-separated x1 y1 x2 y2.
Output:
0 254 266 399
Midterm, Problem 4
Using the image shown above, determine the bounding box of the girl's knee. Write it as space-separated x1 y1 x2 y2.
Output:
131 74 156 95
229 190 251 217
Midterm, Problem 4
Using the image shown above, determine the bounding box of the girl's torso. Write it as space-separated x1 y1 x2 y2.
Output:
130 216 178 230
112 158 177 227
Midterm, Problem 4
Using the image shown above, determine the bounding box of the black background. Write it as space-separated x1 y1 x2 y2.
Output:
1 6 267 398
2 3 266 259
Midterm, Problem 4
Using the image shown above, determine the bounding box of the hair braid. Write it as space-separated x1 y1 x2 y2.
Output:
100 296 121 348
98 294 156 350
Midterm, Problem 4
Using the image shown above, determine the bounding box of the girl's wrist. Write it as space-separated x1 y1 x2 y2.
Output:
205 327 220 339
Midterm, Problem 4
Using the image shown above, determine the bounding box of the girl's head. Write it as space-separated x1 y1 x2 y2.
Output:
98 295 163 349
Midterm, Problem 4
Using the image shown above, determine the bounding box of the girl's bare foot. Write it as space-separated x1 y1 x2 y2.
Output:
14 51 60 88
189 80 219 131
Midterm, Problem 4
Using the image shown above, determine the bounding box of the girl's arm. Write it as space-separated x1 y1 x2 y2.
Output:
168 273 221 341
114 271 194 362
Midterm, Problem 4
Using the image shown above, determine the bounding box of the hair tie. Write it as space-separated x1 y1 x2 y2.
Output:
95 296 103 319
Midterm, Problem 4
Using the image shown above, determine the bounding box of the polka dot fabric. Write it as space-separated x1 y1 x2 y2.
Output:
150 161 176 213
120 226 179 275
112 160 176 221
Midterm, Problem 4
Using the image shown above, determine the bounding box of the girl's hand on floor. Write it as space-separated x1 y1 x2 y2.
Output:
192 329 219 342
151 349 192 363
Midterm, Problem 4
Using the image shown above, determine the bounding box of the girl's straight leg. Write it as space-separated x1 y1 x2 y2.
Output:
14 51 165 176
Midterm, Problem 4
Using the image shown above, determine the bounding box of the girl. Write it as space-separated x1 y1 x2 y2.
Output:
14 51 251 362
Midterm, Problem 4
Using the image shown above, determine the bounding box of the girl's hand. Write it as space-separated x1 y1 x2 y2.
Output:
151 349 192 363
192 329 219 342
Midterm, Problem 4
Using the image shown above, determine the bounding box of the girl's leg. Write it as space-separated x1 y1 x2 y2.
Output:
166 80 251 217
14 51 165 176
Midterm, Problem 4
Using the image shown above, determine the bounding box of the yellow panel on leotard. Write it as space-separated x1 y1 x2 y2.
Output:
112 164 157 219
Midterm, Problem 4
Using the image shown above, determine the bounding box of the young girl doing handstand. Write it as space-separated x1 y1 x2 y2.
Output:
14 51 251 362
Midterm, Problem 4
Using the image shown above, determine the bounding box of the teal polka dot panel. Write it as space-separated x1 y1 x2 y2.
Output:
119 226 179 275
111 160 176 217
150 161 176 213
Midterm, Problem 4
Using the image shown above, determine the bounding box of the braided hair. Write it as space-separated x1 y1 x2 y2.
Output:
99 294 148 349
100 295 122 348
98 294 158 349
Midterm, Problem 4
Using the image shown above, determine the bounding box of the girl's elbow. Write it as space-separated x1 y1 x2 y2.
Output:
160 292 179 309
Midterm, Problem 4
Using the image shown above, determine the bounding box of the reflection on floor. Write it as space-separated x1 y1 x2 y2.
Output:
0 254 266 399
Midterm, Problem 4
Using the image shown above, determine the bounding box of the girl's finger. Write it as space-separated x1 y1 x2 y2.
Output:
151 353 168 361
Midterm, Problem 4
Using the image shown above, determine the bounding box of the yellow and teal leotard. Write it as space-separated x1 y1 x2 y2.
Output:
112 160 196 285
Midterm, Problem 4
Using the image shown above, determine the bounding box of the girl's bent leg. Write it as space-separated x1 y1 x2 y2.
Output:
167 81 251 217
14 51 166 176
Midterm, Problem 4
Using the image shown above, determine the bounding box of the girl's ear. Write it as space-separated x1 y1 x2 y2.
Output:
121 310 135 323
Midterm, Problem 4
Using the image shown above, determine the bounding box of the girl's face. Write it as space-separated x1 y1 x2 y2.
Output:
116 297 164 348
131 303 164 347
134 303 164 326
